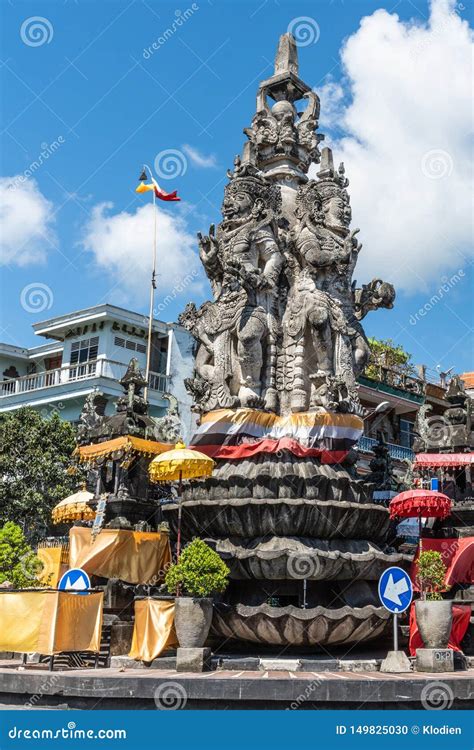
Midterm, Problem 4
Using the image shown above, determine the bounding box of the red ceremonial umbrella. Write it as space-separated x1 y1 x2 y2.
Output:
389 489 451 552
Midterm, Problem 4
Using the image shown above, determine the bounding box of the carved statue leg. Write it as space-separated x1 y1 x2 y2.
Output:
309 322 333 376
352 333 370 376
236 311 266 407
194 343 215 383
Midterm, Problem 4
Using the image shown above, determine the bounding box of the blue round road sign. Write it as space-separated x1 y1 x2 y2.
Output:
378 566 413 614
58 568 91 594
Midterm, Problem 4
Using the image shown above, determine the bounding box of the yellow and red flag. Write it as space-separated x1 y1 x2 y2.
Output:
136 178 180 202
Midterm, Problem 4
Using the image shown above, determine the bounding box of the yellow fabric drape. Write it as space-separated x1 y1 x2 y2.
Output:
69 527 171 585
0 591 103 655
129 599 177 662
75 435 172 463
36 547 66 588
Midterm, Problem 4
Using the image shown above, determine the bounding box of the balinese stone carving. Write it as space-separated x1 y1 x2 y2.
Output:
183 54 393 418
208 537 411 581
177 32 399 648
163 497 390 542
76 357 178 528
181 158 283 412
211 603 391 648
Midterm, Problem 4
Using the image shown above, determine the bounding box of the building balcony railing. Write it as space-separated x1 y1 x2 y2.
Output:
361 365 425 397
357 435 414 462
0 359 169 398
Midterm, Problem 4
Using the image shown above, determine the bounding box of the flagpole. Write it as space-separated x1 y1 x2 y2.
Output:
143 163 157 403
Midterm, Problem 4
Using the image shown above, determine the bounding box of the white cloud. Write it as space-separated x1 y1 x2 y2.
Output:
314 0 473 292
0 177 56 266
182 144 217 169
82 201 203 306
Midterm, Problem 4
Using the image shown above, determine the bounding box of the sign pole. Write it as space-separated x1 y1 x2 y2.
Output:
393 613 398 652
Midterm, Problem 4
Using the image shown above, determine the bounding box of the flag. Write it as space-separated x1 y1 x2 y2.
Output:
135 178 181 202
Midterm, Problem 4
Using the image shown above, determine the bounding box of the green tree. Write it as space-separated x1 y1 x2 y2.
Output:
416 550 448 601
0 408 78 541
365 337 416 380
0 521 44 588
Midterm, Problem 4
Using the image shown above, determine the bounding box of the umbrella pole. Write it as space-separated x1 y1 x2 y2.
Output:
419 513 423 600
176 470 183 561
176 470 183 599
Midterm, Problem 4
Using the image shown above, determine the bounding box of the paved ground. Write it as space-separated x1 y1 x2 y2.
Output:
0 660 473 710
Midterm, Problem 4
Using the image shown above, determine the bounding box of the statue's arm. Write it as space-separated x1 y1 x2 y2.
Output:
256 230 284 287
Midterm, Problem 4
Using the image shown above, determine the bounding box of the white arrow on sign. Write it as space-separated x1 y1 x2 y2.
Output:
383 573 409 606
65 575 87 590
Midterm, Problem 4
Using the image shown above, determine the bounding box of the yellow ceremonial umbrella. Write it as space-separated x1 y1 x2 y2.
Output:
149 442 214 558
51 487 95 525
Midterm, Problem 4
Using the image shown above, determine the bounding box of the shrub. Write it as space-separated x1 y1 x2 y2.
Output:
416 550 448 601
165 538 229 598
0 521 45 588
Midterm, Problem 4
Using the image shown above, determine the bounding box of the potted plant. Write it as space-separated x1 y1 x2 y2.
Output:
415 550 451 649
165 538 229 648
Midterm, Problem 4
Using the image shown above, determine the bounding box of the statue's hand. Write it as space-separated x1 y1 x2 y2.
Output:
198 224 218 262
346 228 362 254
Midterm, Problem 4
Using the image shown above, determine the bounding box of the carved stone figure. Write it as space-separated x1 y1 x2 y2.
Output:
182 158 283 412
172 32 405 650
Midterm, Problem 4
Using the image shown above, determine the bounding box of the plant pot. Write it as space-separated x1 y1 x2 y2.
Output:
174 597 213 648
415 600 453 649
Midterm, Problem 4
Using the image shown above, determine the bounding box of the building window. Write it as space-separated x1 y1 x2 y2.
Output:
114 336 147 355
70 337 99 364
399 418 415 448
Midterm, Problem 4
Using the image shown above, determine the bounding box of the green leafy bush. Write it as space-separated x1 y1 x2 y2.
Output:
416 550 448 601
165 538 229 598
365 338 416 380
0 522 45 588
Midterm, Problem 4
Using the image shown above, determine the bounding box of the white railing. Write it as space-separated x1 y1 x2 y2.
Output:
1 359 169 398
357 435 414 462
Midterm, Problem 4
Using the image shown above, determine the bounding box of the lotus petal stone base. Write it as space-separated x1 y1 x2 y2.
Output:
163 498 389 541
184 455 374 504
209 537 411 581
211 603 391 647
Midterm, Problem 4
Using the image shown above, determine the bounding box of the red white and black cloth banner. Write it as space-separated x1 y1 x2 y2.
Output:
189 408 364 463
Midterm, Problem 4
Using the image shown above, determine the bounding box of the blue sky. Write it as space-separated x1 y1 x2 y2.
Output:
1 0 472 376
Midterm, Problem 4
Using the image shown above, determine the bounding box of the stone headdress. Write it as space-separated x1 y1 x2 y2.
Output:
294 180 324 223
316 146 349 202
224 156 282 217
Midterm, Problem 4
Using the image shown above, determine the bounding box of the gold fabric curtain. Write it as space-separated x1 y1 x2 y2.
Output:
129 599 177 662
69 527 171 585
0 590 103 655
36 547 67 588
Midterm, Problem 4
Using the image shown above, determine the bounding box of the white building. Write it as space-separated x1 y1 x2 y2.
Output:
0 304 196 440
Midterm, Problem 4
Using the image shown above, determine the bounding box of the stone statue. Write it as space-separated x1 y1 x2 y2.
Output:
181 158 283 412
183 34 395 419
77 391 107 445
168 32 408 652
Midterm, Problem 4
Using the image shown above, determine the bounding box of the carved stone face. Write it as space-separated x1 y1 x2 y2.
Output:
271 100 295 122
222 186 254 220
323 193 351 230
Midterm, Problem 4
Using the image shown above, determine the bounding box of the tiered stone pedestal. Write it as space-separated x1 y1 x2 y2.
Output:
163 451 411 649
